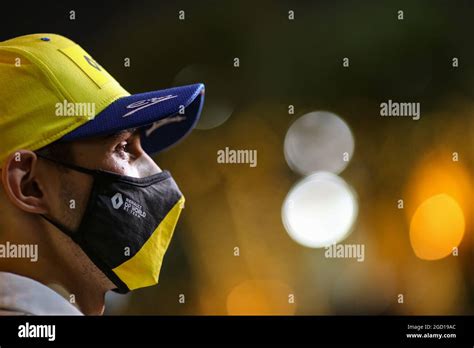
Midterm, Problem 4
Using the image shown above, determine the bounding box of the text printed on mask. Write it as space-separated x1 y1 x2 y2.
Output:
111 192 147 218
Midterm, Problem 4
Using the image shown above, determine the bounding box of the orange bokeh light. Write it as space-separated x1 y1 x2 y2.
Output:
405 151 472 225
410 194 465 260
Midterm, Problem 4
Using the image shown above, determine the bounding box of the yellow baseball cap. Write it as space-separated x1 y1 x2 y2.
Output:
0 33 205 167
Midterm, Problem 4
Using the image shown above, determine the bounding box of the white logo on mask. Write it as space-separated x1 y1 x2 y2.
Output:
111 192 146 218
111 193 124 209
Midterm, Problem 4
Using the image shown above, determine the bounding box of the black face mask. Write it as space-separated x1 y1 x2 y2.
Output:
36 153 185 294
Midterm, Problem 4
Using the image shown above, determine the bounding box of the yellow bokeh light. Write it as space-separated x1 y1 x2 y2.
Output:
409 194 465 260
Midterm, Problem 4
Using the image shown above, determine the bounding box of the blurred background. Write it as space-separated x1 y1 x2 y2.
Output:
1 0 473 315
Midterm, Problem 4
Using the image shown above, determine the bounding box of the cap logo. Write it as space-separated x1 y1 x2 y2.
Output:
59 45 110 88
122 95 178 118
84 55 102 71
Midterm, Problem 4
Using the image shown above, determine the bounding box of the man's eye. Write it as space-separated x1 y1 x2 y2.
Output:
115 141 129 154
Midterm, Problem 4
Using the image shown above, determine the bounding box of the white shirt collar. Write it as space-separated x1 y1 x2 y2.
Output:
0 272 83 315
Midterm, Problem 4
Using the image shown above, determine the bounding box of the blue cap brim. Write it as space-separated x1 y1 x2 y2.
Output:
61 83 205 155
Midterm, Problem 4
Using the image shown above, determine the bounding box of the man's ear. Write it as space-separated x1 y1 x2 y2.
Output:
1 150 48 214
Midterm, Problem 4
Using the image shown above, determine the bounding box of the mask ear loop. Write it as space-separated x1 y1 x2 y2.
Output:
35 152 97 176
40 214 78 239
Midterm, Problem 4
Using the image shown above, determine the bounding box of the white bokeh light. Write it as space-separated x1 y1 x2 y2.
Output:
284 111 355 175
282 172 358 248
194 98 233 130
174 64 234 130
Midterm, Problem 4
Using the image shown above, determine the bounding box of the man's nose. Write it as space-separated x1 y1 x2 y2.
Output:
135 152 162 178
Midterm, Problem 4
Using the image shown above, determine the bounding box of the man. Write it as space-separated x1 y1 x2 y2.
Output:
0 34 205 315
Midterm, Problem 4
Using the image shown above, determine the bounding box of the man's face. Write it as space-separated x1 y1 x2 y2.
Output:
38 128 161 231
